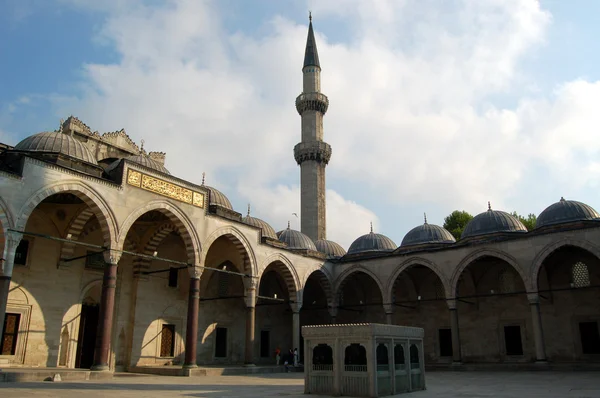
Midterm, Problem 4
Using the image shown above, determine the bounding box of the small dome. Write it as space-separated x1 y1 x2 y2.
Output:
315 239 347 258
536 197 600 228
203 185 233 210
242 206 277 240
462 203 527 239
401 216 455 247
348 225 396 255
277 224 317 251
126 154 170 175
15 131 98 165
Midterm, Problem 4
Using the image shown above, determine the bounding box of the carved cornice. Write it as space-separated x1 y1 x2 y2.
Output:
294 141 332 165
295 92 329 115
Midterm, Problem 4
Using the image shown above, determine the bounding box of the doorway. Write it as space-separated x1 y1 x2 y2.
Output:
215 327 227 358
579 321 600 354
438 328 453 357
75 304 99 368
260 330 270 358
504 325 523 356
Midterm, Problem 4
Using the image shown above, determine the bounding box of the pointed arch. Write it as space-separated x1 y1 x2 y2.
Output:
530 238 600 291
0 195 15 264
203 226 257 277
450 248 528 297
387 257 449 304
136 222 180 275
117 200 201 274
258 253 300 302
334 265 385 304
15 180 118 248
301 266 334 306
58 208 96 263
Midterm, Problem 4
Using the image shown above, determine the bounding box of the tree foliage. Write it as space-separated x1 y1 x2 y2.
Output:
443 210 474 240
511 212 537 231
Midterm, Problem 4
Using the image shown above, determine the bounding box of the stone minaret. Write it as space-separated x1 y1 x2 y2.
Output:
294 14 331 242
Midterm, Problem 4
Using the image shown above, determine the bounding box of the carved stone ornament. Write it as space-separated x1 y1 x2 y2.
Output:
103 249 122 265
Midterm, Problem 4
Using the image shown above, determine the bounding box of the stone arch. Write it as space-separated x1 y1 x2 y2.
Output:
117 200 201 275
450 248 528 298
334 265 386 304
15 180 118 248
135 222 181 276
58 208 96 263
203 226 257 277
530 238 600 292
387 257 450 304
258 253 301 302
301 266 334 306
0 195 15 265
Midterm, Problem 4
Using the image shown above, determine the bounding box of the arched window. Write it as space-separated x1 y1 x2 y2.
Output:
376 343 389 371
218 272 231 297
344 344 367 372
410 344 419 365
499 269 517 293
312 344 333 370
571 262 591 288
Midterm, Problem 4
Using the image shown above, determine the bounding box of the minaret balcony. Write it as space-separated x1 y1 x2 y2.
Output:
295 92 329 115
294 141 332 165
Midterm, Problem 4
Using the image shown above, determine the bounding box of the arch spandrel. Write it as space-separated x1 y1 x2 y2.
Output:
387 257 450 304
334 264 386 303
203 226 258 278
530 238 600 292
15 180 118 249
301 266 334 306
117 200 202 275
258 253 301 304
450 248 529 298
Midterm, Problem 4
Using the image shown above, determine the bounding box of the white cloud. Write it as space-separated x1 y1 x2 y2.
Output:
48 0 600 246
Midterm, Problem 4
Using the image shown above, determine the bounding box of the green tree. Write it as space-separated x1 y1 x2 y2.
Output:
443 210 474 240
511 212 537 231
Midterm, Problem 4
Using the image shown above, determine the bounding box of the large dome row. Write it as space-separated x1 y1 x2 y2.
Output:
14 131 600 258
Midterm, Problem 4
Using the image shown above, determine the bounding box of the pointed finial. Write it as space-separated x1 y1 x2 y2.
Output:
424 213 428 224
140 139 145 152
288 221 291 229
370 222 373 233
560 196 565 202
488 201 492 211
309 11 312 22
247 203 251 216
201 172 205 186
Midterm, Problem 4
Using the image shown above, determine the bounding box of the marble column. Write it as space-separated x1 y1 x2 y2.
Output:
328 305 338 324
0 235 19 336
92 250 121 371
244 278 257 365
528 294 547 362
183 276 201 368
448 300 462 363
292 310 301 355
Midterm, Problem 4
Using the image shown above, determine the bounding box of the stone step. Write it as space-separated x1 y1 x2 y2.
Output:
0 369 113 383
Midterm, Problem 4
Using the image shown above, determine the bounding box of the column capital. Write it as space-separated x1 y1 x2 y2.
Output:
446 298 458 310
328 305 338 318
290 301 302 313
244 288 257 308
189 265 203 279
103 249 121 265
527 293 540 305
243 276 258 290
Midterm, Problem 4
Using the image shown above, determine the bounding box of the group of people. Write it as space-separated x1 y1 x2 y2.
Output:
275 348 299 371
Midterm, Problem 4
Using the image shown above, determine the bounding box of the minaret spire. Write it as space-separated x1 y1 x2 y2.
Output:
294 14 331 242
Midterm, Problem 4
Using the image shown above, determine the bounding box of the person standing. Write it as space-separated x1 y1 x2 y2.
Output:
293 348 299 366
275 347 281 365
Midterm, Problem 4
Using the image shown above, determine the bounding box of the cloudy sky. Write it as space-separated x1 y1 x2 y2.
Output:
2 0 600 250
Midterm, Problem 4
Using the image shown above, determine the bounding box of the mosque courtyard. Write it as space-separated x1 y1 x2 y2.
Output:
0 371 599 398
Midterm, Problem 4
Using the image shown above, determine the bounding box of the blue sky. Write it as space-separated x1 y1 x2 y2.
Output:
2 0 600 249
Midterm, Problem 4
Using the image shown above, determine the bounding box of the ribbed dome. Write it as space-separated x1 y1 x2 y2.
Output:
315 239 347 258
126 154 170 175
15 131 97 165
401 217 456 247
462 204 527 239
242 207 277 240
348 226 396 255
277 225 317 251
536 197 600 228
202 185 233 210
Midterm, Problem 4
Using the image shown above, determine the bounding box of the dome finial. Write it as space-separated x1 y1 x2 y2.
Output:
370 221 373 233
201 172 205 186
309 11 312 22
287 220 291 229
488 201 492 211
424 212 428 224
247 203 251 216
560 196 565 202
140 139 145 154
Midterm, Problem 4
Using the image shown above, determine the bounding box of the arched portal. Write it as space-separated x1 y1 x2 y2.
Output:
454 254 530 363
534 244 600 361
256 258 300 365
197 235 250 365
121 209 198 368
335 269 385 324
389 261 448 364
299 269 333 363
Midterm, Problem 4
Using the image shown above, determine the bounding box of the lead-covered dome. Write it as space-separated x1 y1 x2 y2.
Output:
536 197 600 228
315 239 347 258
15 131 98 165
277 224 317 251
348 225 396 255
401 215 455 247
242 206 277 240
462 203 527 239
126 154 170 175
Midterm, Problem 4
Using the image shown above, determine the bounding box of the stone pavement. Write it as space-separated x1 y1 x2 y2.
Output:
0 371 599 397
